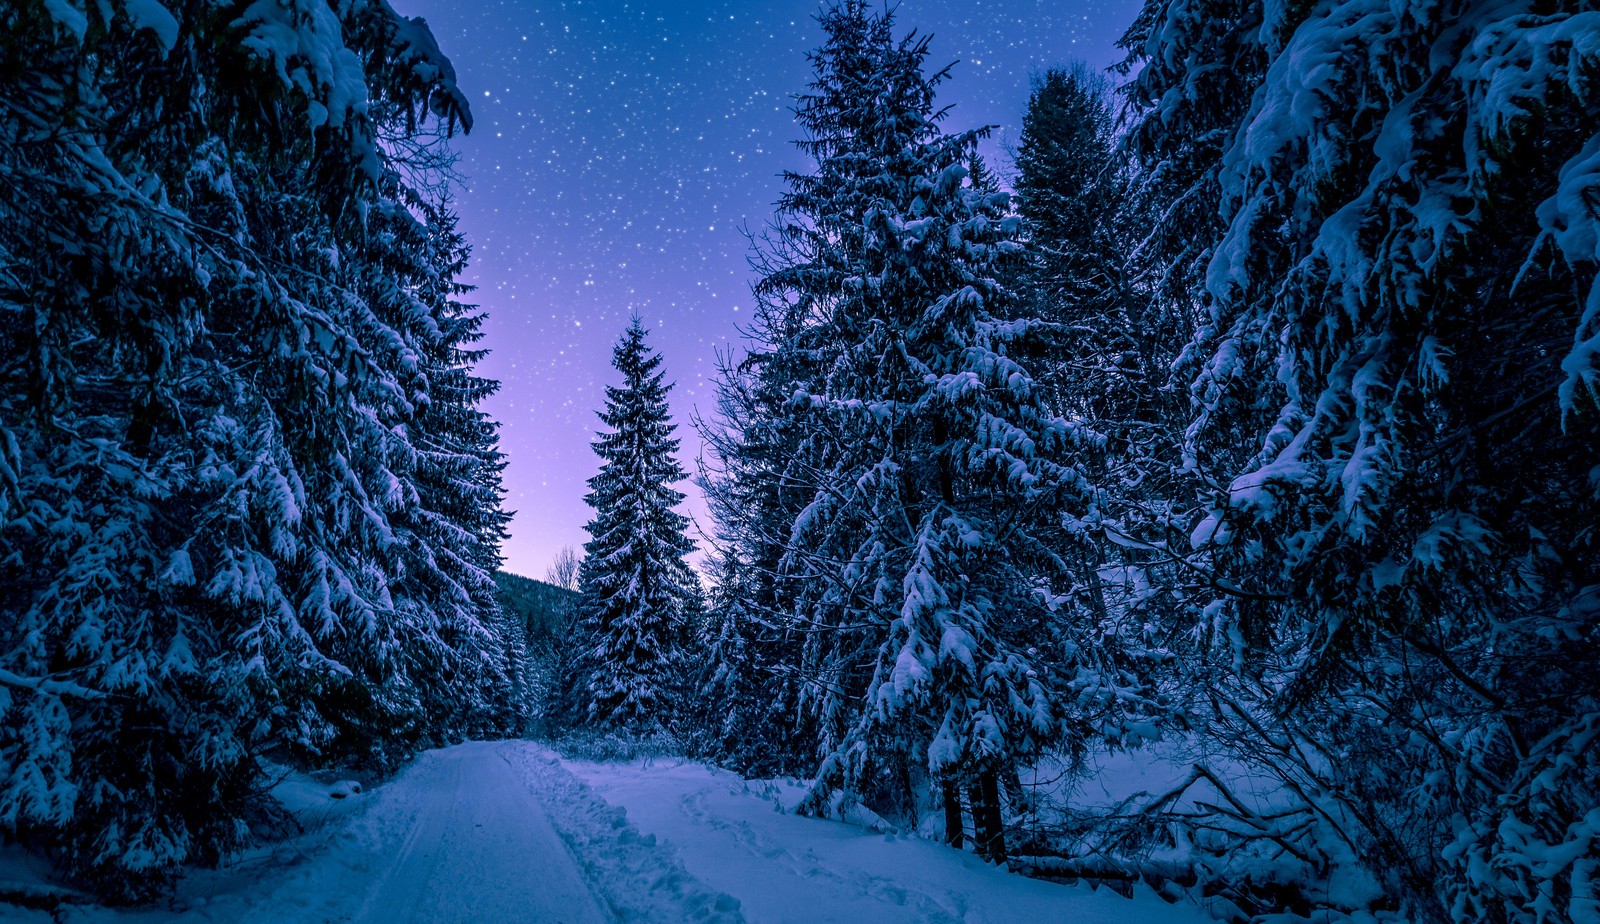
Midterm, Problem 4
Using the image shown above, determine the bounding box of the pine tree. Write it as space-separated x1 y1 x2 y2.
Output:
682 554 760 759
1122 0 1600 918
694 350 813 773
669 545 802 774
0 0 510 897
735 0 1107 862
403 199 521 738
569 320 697 732
1010 63 1193 760
1014 67 1118 313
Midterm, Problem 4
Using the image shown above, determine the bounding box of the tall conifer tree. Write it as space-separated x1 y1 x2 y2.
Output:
570 320 697 731
0 0 510 896
1009 67 1192 755
1121 0 1600 917
733 0 1108 862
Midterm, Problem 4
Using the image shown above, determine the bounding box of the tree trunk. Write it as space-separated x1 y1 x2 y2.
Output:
942 779 964 849
971 770 1006 865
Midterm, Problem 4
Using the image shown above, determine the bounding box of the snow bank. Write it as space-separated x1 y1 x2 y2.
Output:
559 754 1208 924
0 762 379 922
502 744 743 922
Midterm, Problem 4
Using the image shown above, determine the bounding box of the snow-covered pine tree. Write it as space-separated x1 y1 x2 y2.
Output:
0 0 511 897
1014 67 1120 319
1008 64 1194 762
568 320 697 733
740 0 1104 862
682 554 760 759
1124 0 1600 918
1012 65 1164 414
670 543 799 773
692 349 814 772
401 198 522 737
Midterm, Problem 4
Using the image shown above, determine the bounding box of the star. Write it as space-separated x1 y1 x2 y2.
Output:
404 0 1140 578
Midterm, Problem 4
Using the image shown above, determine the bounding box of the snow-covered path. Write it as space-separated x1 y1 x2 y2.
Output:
8 741 1204 923
234 740 738 924
12 741 738 923
347 742 608 924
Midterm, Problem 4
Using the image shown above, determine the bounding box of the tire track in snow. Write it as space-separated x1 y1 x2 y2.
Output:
352 747 464 923
351 742 610 924
501 744 744 923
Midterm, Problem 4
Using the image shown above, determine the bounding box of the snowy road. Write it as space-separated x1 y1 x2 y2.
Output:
115 741 742 924
11 741 1203 923
348 742 608 924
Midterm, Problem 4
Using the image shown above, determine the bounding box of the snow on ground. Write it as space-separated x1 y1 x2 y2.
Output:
502 746 740 922
559 753 1212 924
1055 737 1287 811
2 741 731 924
1 741 1211 924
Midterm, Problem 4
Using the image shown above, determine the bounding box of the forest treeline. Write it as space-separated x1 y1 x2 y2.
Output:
1 0 1596 921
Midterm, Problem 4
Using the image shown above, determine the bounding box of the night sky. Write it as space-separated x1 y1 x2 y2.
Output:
402 0 1142 580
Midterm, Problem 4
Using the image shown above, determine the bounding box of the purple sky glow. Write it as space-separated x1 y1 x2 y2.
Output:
403 0 1141 579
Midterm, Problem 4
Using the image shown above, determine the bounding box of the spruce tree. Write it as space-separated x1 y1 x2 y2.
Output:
0 0 510 897
694 352 813 774
736 0 1107 862
1014 67 1118 316
404 199 521 737
1122 0 1600 918
1010 64 1191 761
570 320 697 732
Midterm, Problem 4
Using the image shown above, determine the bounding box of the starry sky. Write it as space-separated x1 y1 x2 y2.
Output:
402 0 1143 580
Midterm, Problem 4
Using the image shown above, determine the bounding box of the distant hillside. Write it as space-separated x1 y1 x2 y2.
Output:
496 571 577 645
